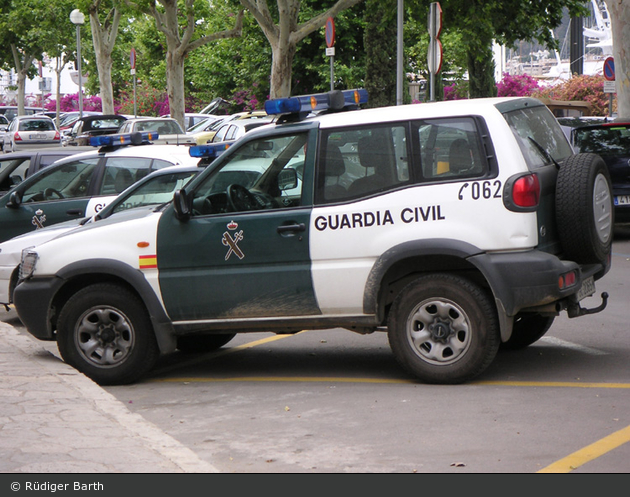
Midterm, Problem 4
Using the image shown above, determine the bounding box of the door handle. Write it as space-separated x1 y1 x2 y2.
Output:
66 209 83 216
277 223 306 233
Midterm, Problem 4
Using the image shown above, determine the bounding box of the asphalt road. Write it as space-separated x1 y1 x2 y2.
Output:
4 227 630 473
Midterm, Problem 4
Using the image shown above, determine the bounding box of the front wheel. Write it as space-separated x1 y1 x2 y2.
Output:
57 283 159 385
388 274 500 384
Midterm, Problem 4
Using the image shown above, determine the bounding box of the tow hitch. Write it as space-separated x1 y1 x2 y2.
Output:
567 292 608 318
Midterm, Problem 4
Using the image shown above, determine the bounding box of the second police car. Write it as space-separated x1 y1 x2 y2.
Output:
14 90 613 385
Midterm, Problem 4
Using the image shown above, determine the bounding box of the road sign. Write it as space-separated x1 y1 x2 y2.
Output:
325 17 335 48
603 57 615 81
130 48 136 70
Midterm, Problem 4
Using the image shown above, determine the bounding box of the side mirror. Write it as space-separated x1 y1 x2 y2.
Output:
7 190 22 208
172 189 191 221
10 174 22 186
278 168 298 191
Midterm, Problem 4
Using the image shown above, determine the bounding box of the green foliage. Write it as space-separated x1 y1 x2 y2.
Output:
364 0 397 107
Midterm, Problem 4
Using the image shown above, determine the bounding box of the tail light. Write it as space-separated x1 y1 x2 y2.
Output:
54 131 60 140
512 173 540 208
13 132 22 142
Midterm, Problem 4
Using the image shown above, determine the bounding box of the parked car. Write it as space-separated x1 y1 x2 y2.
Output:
0 147 92 195
57 111 102 132
161 113 214 131
210 117 273 144
13 91 613 385
0 132 200 243
2 115 61 153
0 164 205 305
194 111 268 145
559 116 630 223
62 114 128 147
0 106 44 122
117 117 195 145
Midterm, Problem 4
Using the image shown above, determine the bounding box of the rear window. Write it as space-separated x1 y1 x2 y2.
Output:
572 125 630 156
502 105 573 169
19 119 55 132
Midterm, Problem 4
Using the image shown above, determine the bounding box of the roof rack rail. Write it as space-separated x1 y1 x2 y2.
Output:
265 89 368 122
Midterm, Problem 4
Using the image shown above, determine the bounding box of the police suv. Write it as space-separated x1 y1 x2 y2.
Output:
14 90 613 385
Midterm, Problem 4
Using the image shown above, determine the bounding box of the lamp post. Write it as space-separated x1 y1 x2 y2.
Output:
69 9 85 119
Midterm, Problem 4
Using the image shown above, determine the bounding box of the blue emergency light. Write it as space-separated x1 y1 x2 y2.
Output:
188 142 231 158
89 131 158 147
264 89 368 116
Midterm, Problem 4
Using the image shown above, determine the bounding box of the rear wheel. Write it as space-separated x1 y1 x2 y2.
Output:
57 283 159 385
500 314 555 350
388 274 500 384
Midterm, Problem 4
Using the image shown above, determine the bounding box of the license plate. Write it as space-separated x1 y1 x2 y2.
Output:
29 134 46 140
576 276 595 301
614 195 630 205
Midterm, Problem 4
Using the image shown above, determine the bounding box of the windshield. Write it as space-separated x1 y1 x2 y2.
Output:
502 105 573 169
104 170 200 217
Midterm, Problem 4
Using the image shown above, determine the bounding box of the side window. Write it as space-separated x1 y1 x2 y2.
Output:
100 157 153 195
190 133 308 215
21 159 100 201
316 124 410 203
213 124 230 142
415 118 486 180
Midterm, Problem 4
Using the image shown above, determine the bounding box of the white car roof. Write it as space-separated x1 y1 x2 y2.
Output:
55 143 200 167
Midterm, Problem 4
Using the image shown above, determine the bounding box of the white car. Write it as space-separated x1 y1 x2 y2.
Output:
3 115 61 153
0 164 204 305
117 118 195 145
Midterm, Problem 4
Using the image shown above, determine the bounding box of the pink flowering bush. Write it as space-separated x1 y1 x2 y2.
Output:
444 81 468 100
533 74 616 116
45 93 103 112
496 73 540 97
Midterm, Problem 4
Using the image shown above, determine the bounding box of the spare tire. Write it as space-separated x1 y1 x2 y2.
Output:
556 153 613 265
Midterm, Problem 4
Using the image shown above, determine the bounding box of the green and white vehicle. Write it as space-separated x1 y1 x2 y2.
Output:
14 90 613 385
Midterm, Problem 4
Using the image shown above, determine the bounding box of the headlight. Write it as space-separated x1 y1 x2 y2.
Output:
19 249 38 279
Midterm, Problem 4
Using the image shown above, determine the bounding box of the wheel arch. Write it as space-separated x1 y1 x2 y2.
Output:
365 239 491 319
51 259 176 353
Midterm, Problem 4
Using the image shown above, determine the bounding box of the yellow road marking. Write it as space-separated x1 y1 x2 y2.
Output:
537 424 630 473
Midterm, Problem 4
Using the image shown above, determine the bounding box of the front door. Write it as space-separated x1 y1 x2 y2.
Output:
157 130 319 322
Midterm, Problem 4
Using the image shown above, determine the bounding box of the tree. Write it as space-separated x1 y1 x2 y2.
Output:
440 0 589 98
363 0 397 107
84 0 125 115
605 0 630 117
125 0 244 128
239 0 364 99
0 0 50 114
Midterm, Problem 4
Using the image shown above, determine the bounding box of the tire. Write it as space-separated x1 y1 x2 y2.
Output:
57 283 159 385
177 333 236 353
556 153 613 265
500 314 555 350
387 274 500 384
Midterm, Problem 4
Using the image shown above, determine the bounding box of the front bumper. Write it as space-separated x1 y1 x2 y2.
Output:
13 276 65 340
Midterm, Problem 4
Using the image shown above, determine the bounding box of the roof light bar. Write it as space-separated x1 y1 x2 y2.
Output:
189 142 231 158
264 89 368 116
90 131 159 147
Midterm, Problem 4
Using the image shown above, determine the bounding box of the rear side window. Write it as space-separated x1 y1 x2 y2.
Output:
502 105 573 169
317 124 410 203
100 157 153 195
414 117 487 180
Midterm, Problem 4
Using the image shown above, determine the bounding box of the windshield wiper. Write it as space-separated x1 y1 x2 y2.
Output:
528 136 560 170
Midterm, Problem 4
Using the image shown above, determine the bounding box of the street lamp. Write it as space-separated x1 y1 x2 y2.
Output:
69 9 85 119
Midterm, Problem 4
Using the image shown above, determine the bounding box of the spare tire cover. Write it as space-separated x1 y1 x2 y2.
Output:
556 153 613 265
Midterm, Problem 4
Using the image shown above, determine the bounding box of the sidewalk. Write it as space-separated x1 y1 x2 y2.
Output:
0 322 218 473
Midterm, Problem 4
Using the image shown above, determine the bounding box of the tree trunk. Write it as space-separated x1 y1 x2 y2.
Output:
88 8 122 115
270 42 297 99
606 0 630 117
166 49 186 128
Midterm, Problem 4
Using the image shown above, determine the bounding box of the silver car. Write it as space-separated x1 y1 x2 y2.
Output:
3 115 61 153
